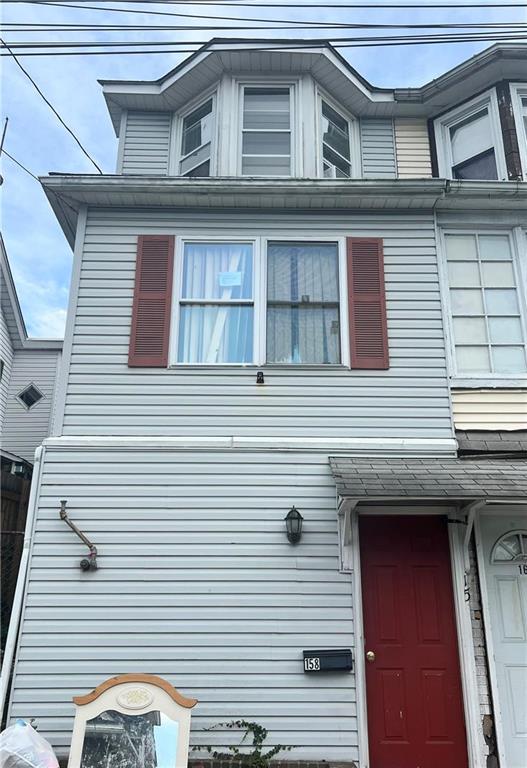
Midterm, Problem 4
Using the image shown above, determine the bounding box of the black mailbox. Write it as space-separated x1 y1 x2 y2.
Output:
303 649 353 673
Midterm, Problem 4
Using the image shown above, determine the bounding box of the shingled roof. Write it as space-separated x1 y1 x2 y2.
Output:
329 456 527 500
456 430 527 456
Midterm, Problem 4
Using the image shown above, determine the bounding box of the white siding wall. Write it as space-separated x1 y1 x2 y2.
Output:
120 111 172 175
360 119 397 179
394 118 432 178
0 305 14 426
10 446 356 762
61 209 453 440
2 349 61 462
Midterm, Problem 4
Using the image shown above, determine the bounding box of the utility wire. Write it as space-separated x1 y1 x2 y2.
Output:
1 37 103 172
5 21 527 31
1 148 40 181
12 1 527 8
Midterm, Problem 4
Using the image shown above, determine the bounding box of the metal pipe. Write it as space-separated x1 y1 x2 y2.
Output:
59 499 97 555
0 445 44 721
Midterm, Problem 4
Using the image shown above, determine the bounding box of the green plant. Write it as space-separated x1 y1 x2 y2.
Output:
192 719 293 767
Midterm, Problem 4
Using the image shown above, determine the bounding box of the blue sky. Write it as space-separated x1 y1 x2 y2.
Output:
1 0 526 337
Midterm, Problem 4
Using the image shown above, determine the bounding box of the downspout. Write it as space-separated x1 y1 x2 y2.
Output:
0 445 44 721
463 499 487 575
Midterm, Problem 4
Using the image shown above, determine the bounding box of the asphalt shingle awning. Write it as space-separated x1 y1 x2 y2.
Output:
329 457 527 501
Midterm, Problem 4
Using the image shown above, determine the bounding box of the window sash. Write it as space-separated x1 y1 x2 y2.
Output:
179 97 214 177
442 231 527 378
240 86 292 176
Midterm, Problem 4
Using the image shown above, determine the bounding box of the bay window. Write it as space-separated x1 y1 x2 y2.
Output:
241 86 292 176
443 232 527 376
511 84 527 180
179 97 214 177
434 91 506 180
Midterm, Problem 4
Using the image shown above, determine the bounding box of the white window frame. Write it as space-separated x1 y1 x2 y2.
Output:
315 88 361 180
170 88 218 177
510 82 527 180
168 235 349 367
236 79 300 178
434 89 507 181
438 226 527 386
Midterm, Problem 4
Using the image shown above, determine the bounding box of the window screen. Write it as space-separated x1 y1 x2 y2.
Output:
180 98 213 177
321 100 351 178
266 242 340 364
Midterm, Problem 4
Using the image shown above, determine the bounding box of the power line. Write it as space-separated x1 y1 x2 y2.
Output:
12 1 527 8
1 148 40 181
5 21 527 31
3 34 527 55
1 38 103 172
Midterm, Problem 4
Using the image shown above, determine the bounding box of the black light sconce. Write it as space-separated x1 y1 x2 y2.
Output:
285 506 304 544
256 371 264 384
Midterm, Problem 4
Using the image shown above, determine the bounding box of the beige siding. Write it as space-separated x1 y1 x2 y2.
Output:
452 389 527 430
394 118 432 179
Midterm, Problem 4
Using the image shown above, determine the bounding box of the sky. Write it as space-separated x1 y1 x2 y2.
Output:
1 0 526 338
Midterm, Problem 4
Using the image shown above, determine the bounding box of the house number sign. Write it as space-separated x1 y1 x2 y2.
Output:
303 649 353 673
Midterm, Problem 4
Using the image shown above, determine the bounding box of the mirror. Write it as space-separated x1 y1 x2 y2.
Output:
80 710 179 768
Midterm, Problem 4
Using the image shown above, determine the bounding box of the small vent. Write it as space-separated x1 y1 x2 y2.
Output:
17 383 44 410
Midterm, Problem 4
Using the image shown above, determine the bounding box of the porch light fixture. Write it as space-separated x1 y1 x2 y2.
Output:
285 506 303 544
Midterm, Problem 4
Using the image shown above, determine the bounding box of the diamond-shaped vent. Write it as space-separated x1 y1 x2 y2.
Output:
17 383 44 410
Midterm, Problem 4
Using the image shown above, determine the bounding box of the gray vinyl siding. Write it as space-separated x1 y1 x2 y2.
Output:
2 349 61 462
360 119 397 178
9 446 356 761
61 208 453 440
394 118 432 178
120 111 172 175
0 306 14 426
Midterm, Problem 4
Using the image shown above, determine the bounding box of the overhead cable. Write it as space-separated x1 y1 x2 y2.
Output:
1 148 40 181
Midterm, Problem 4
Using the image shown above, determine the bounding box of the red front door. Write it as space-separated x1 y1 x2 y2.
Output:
359 515 468 768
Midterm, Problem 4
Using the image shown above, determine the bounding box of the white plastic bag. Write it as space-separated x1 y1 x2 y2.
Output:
0 720 59 768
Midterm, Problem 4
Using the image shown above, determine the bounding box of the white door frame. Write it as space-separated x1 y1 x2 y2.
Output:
350 504 485 768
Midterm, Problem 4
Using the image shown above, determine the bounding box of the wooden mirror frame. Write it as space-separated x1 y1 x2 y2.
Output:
67 674 197 768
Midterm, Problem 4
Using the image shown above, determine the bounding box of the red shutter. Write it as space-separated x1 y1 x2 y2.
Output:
128 235 174 367
346 237 389 370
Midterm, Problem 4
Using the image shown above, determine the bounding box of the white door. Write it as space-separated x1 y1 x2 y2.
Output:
480 513 527 768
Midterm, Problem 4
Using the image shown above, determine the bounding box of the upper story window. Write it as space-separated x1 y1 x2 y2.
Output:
511 83 527 180
320 100 352 178
241 86 292 176
442 231 527 377
434 91 506 180
179 97 214 177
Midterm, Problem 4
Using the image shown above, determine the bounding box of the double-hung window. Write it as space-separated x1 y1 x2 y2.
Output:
320 100 352 178
266 242 341 364
179 97 214 177
177 241 254 363
434 91 506 180
241 86 292 176
443 232 527 376
510 84 527 179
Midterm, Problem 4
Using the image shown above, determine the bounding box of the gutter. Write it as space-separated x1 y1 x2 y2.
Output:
0 445 45 722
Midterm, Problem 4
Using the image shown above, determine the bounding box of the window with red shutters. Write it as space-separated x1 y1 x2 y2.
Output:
346 237 389 369
128 235 175 367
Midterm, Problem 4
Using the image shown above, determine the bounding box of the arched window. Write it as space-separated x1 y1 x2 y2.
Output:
491 531 527 563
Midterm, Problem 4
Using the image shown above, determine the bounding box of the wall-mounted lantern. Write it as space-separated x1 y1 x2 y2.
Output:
285 506 303 544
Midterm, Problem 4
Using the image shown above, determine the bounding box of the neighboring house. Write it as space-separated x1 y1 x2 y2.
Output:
0 236 62 656
2 40 526 768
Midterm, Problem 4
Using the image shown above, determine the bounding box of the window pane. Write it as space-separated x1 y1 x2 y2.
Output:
481 261 516 287
322 145 351 177
450 289 484 314
450 108 492 165
447 261 480 288
185 160 210 178
242 132 290 155
178 305 253 363
182 99 213 156
491 346 527 373
452 317 487 344
485 289 519 315
455 345 491 372
242 156 290 175
180 143 211 175
267 306 340 364
489 317 524 344
181 243 253 300
322 101 350 160
243 88 290 129
453 149 498 180
479 234 512 260
444 234 478 260
267 242 339 302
